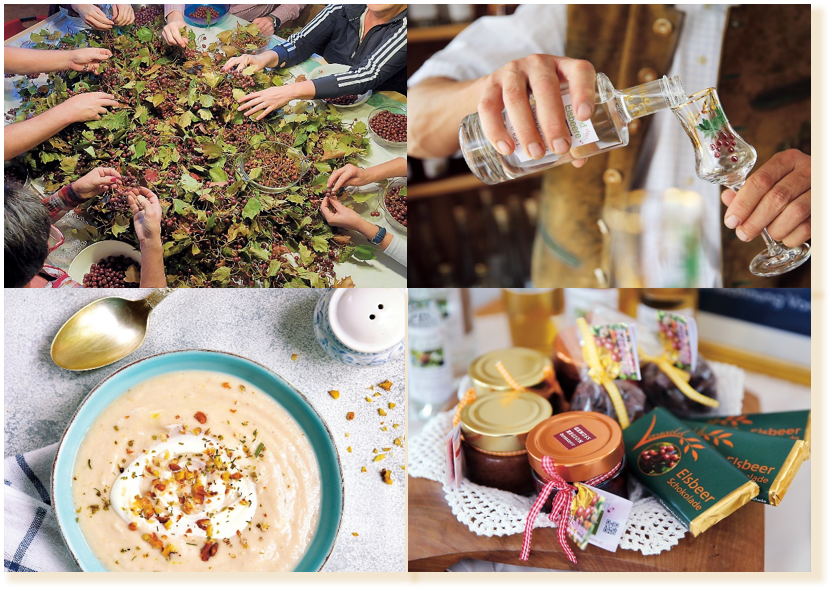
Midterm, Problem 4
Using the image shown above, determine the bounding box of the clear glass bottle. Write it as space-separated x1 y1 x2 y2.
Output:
459 73 687 185
407 299 456 421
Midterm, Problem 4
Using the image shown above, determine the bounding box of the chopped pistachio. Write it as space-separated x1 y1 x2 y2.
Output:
388 402 396 409
394 438 402 447
373 454 386 462
291 353 299 361
328 390 340 400
378 408 387 416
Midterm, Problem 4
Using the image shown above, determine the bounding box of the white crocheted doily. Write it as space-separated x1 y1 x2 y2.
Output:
409 360 744 556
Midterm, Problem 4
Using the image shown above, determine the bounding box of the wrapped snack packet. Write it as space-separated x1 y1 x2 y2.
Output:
624 408 759 536
683 420 805 506
705 411 811 458
570 318 647 428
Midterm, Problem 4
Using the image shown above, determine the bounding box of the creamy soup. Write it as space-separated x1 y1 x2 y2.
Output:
71 370 322 571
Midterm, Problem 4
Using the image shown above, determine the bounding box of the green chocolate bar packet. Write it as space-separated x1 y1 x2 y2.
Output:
684 420 805 506
705 410 810 458
624 408 759 536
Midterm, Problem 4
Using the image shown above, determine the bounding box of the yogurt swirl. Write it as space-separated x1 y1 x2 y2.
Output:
110 434 257 540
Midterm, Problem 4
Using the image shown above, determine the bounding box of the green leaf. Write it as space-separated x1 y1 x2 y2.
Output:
298 243 315 266
247 167 262 181
173 199 190 215
136 26 154 42
60 156 79 174
337 246 355 263
203 71 222 88
267 260 282 276
178 110 195 129
313 162 331 173
232 88 247 102
250 246 270 261
150 93 166 107
84 146 96 158
310 235 329 253
209 167 229 183
242 197 261 219
352 121 367 135
350 191 376 204
199 93 215 108
134 104 149 124
201 142 223 159
180 171 201 193
211 266 231 284
242 65 258 76
132 141 146 160
197 108 213 121
353 244 377 261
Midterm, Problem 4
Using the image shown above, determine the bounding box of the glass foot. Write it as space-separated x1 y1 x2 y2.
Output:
749 242 811 277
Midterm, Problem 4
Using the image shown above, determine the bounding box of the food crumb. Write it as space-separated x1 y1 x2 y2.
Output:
329 390 340 399
388 402 396 409
347 446 352 453
364 396 372 403
373 454 386 462
381 469 393 485
291 353 298 361
394 438 402 447
377 380 393 391
352 532 359 537
377 408 387 416
346 412 355 420
361 466 367 473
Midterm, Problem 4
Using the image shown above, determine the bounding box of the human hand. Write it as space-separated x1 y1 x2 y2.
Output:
111 3 135 26
127 187 163 244
162 12 189 47
70 167 122 200
477 54 596 167
238 85 298 120
252 17 275 38
721 149 811 248
328 164 374 192
57 92 119 123
321 194 372 234
223 52 270 73
67 48 112 73
72 4 114 30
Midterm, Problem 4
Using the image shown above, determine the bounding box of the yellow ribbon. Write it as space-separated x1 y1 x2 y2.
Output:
577 317 630 429
639 348 720 408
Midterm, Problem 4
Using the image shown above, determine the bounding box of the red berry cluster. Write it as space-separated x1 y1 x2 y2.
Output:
227 70 255 90
708 130 739 163
369 110 406 143
384 185 406 227
245 147 300 188
325 94 360 106
134 4 163 27
638 444 680 475
228 28 268 51
188 6 220 20
83 255 140 288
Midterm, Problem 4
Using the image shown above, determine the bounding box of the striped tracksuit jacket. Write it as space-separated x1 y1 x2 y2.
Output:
270 4 407 96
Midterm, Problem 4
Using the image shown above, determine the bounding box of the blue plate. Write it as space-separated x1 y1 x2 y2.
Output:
51 350 343 572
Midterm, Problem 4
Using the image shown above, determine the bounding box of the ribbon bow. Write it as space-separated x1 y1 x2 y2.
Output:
639 348 719 408
577 318 631 429
520 456 577 563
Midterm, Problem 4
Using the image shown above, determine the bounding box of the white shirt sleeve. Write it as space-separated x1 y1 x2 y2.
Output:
408 4 568 87
381 233 407 268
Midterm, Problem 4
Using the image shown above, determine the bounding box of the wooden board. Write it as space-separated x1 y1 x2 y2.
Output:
408 393 764 572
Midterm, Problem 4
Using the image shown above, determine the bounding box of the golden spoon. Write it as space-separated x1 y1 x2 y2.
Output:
51 288 173 371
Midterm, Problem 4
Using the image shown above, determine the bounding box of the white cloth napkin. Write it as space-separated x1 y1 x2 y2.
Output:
4 444 78 572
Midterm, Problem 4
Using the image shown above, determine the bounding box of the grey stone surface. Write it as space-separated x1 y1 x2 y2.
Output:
3 288 406 572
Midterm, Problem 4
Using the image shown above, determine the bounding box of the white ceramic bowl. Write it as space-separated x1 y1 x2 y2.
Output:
308 64 372 110
68 240 141 284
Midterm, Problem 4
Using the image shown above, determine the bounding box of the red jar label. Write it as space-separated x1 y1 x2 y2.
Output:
554 424 597 449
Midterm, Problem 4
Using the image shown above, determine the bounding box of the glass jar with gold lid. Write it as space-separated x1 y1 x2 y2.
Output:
526 411 628 511
459 391 552 493
469 347 561 401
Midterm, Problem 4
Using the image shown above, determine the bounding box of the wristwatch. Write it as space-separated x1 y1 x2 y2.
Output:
268 15 281 31
370 225 387 246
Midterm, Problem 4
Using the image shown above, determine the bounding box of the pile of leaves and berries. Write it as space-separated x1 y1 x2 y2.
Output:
9 23 375 287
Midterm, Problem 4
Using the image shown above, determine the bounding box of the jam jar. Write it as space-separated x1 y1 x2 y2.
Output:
459 391 552 494
526 411 628 512
469 347 565 407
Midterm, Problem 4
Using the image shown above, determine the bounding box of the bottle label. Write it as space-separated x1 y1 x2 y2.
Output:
407 320 455 405
505 94 600 164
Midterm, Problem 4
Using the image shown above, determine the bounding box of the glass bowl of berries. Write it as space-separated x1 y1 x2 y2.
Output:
183 4 230 27
68 241 142 286
239 141 309 193
367 106 407 149
322 90 372 110
380 177 407 234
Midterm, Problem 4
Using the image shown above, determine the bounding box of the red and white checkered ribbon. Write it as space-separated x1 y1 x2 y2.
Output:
520 456 624 563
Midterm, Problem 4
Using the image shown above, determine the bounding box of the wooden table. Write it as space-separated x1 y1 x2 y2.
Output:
408 393 764 572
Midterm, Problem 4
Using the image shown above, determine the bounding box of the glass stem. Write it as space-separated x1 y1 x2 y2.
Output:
729 180 782 257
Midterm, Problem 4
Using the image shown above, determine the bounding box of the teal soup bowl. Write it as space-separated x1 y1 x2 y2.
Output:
52 350 342 571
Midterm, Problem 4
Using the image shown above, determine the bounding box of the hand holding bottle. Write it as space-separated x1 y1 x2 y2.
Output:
721 149 811 248
477 54 597 166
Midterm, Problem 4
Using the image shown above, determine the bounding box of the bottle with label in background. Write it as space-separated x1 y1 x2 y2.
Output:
502 288 564 357
407 300 456 421
459 73 687 185
635 289 698 325
409 289 476 378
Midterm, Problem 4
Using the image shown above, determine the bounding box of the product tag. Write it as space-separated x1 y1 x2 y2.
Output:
657 311 698 372
444 424 463 488
504 94 599 164
588 322 641 380
567 483 606 550
585 484 633 552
